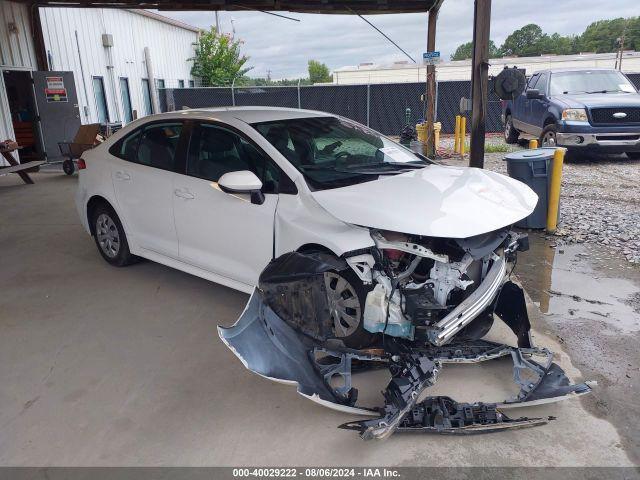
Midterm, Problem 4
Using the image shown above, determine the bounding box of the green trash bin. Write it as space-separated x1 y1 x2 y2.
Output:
503 148 557 229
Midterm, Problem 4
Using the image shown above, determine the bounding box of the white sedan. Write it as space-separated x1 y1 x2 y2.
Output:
76 107 537 347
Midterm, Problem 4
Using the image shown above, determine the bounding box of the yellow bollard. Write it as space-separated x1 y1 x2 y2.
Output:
454 115 461 153
529 139 538 149
546 148 566 233
434 122 441 151
460 116 466 156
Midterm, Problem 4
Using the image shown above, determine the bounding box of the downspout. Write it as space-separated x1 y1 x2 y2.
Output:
144 46 160 114
75 30 91 121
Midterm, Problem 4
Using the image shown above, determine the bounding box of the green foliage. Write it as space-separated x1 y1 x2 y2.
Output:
450 17 638 60
308 60 332 84
502 24 546 57
579 17 640 52
190 27 252 86
450 40 501 60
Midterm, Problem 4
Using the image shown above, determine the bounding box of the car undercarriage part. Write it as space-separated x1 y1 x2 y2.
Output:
219 231 591 440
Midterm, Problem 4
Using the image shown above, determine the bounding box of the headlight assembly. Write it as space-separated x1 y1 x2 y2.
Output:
562 108 588 122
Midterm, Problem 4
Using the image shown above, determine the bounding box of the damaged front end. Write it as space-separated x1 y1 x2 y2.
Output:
218 229 591 440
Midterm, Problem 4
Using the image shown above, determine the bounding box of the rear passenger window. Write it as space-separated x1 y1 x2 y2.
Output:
109 130 141 161
137 123 183 171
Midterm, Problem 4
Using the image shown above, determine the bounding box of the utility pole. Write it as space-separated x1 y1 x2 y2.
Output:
215 11 220 32
424 1 442 157
469 0 492 168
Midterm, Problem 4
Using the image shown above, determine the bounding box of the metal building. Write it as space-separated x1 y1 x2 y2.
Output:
0 0 199 161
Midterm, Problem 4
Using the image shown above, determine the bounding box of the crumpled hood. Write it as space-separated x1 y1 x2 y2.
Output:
310 164 538 239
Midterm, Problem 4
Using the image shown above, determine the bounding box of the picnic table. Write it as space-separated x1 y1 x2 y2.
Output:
0 140 46 184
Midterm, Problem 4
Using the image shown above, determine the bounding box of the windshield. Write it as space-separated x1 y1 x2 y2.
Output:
549 70 637 95
252 116 429 190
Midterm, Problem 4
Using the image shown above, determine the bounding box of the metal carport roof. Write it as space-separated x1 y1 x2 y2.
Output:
16 0 440 13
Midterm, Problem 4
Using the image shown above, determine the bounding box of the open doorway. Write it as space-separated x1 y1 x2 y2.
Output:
2 70 44 161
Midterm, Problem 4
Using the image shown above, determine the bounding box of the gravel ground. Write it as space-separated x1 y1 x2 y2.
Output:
438 136 640 265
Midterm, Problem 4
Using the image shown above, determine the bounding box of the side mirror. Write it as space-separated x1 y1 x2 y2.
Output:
218 170 265 205
526 89 543 100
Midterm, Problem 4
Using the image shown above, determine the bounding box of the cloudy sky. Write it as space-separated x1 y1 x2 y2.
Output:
161 1 638 79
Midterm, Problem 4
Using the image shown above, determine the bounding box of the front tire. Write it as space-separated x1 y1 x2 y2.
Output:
504 114 519 144
540 124 558 147
324 268 374 349
91 204 135 267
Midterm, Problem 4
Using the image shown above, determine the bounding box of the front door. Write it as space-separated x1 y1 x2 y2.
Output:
110 121 184 258
32 71 81 160
173 122 279 287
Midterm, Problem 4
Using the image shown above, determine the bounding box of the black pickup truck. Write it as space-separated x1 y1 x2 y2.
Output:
502 68 640 159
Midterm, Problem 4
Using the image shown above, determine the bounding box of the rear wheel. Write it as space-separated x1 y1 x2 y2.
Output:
91 204 135 267
324 269 374 349
626 152 640 160
504 114 519 144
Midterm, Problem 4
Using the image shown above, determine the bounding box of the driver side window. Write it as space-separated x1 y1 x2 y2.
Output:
187 123 296 194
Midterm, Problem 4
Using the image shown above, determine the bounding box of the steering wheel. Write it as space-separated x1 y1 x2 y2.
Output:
334 151 351 165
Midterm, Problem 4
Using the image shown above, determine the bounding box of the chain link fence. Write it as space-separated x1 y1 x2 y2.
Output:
158 72 640 136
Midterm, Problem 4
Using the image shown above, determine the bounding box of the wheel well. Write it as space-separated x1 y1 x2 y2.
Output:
296 243 337 257
86 196 112 236
543 116 556 127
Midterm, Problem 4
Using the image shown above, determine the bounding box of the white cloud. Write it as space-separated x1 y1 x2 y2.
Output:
160 1 639 79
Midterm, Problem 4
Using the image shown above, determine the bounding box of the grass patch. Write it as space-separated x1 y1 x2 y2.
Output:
462 142 511 153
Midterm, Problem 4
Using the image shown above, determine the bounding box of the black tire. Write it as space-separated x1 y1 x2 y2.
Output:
62 159 75 175
91 203 135 267
540 124 558 148
325 267 375 349
626 152 640 160
504 114 519 144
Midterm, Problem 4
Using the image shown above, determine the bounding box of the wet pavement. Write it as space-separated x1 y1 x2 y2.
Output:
516 231 640 464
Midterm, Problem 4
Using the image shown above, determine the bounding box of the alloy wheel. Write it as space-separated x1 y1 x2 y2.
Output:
324 272 362 337
96 213 120 258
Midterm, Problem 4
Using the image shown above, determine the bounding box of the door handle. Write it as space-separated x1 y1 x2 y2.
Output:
115 170 131 181
174 188 195 200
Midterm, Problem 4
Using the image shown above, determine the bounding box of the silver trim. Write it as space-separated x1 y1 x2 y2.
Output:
557 132 640 147
427 254 507 346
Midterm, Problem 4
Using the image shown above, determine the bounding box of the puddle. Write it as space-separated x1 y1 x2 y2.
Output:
516 232 640 333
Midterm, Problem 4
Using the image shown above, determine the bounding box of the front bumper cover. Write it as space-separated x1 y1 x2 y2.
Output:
219 284 592 440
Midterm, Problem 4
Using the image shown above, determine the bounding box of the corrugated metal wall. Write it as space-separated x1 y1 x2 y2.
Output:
0 0 37 149
38 7 198 125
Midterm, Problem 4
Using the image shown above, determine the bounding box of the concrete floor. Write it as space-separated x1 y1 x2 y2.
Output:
0 172 636 466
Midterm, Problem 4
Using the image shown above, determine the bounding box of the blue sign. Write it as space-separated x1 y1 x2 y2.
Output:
423 51 441 64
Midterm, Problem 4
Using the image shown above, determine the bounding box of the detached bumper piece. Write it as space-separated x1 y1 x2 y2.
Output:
342 397 549 436
218 252 592 440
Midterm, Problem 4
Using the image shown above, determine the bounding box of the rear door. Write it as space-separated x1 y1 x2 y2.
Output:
529 72 549 135
513 73 539 131
109 121 185 258
32 71 81 160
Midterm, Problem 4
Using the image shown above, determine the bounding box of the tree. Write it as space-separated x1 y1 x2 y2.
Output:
308 60 332 84
190 27 252 86
501 23 546 56
578 17 640 53
450 40 500 60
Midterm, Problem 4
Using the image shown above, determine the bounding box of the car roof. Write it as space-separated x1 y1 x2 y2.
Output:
143 106 334 124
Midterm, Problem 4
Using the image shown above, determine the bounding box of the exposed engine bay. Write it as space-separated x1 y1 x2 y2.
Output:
219 229 592 440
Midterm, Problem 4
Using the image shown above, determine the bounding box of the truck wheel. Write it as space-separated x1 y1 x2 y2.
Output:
540 125 558 147
626 152 640 160
504 115 519 144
